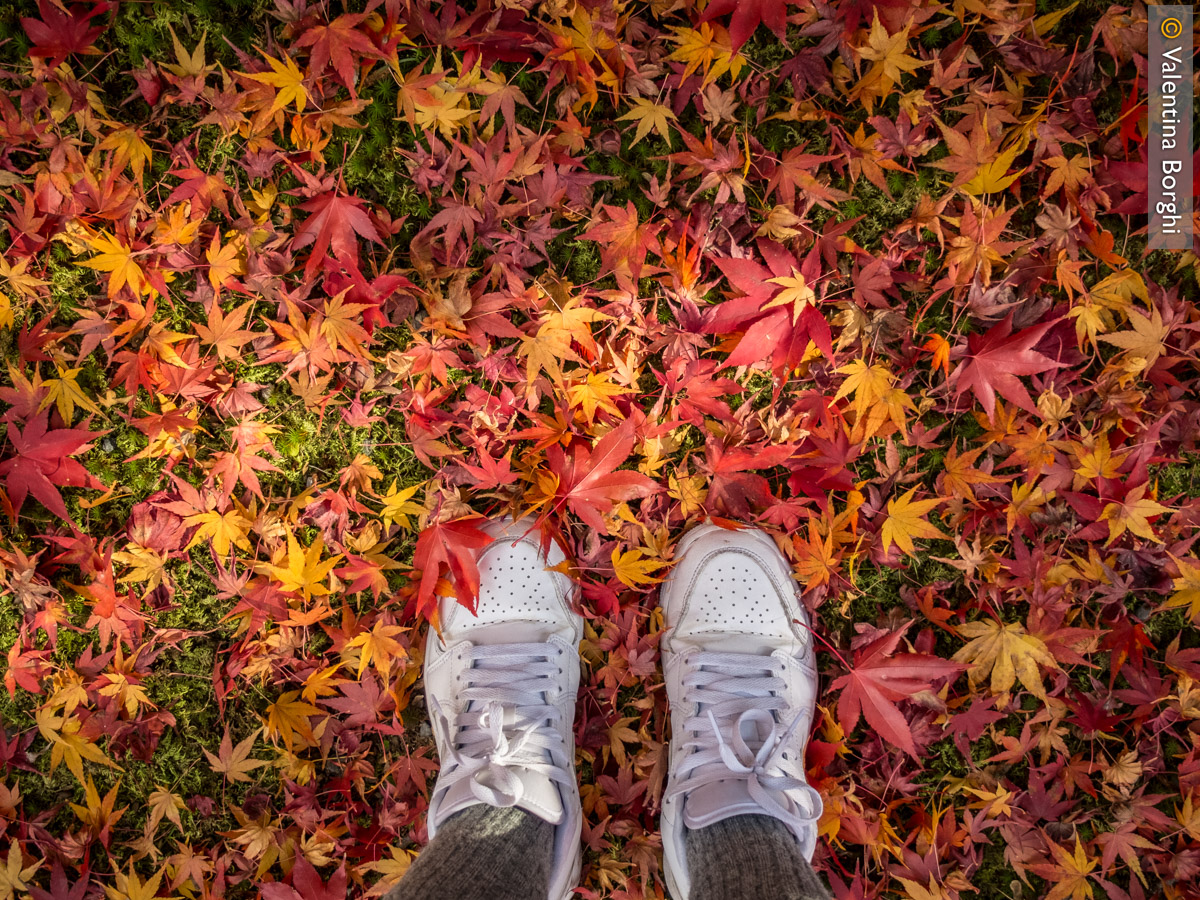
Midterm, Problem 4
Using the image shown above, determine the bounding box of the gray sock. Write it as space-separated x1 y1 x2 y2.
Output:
685 814 831 900
385 804 556 900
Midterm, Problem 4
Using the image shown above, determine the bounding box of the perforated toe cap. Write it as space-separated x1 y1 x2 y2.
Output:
439 519 576 639
676 548 796 640
661 523 805 647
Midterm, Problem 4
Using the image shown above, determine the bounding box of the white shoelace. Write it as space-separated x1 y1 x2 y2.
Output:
430 642 573 808
664 650 822 832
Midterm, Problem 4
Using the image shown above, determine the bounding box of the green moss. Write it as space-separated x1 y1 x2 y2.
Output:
972 840 1023 898
1154 454 1200 501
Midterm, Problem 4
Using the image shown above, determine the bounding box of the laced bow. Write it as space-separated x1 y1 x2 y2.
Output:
431 642 572 809
665 650 822 832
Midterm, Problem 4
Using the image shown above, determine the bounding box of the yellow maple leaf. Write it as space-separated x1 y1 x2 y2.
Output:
611 547 666 588
153 202 203 246
264 690 323 749
953 619 1058 700
1042 836 1097 900
378 480 424 531
245 50 308 115
321 290 373 360
852 11 927 111
112 543 169 591
81 230 148 298
763 269 817 323
880 488 948 556
0 839 40 900
265 530 343 600
147 784 187 833
835 359 894 420
1044 154 1092 196
35 706 123 784
1071 433 1127 486
98 126 153 183
163 25 212 79
1099 305 1169 371
1166 555 1200 622
206 232 246 295
0 253 48 300
412 82 477 138
70 775 127 834
185 506 253 557
1099 483 1171 544
347 620 408 676
567 371 630 424
962 142 1027 196
857 11 926 81
1006 479 1052 533
518 297 610 387
39 365 101 422
667 23 744 87
617 97 677 147
301 663 347 703
105 864 177 900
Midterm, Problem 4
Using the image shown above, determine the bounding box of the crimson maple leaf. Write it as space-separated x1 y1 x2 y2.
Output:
706 240 832 376
260 859 346 900
544 419 660 533
699 0 794 51
292 13 381 94
949 315 1064 420
829 627 963 757
20 0 112 69
0 411 107 523
294 189 382 279
411 516 495 624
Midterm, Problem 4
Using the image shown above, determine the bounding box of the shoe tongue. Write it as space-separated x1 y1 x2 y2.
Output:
455 620 561 644
685 633 790 655
437 764 565 826
683 779 766 829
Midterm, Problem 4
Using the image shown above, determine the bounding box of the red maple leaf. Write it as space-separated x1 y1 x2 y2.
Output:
292 13 381 94
949 315 1063 420
0 412 107 523
699 0 793 51
412 516 494 623
545 418 660 533
260 859 346 900
20 0 112 69
706 240 832 376
294 189 382 279
829 628 963 757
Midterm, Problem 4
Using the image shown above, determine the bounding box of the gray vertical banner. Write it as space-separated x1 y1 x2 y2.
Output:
1148 5 1194 251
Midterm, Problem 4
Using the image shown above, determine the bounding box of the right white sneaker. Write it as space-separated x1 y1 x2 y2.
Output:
658 522 824 900
422 517 584 900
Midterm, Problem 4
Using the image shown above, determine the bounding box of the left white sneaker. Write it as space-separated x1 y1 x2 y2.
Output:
658 522 824 900
422 517 584 900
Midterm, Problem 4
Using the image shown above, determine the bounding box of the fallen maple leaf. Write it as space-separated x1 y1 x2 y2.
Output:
949 315 1063 420
245 49 308 114
1099 483 1171 545
0 413 107 522
879 488 948 557
829 628 962 757
699 0 793 50
201 728 268 784
544 419 661 533
411 516 495 624
953 619 1058 701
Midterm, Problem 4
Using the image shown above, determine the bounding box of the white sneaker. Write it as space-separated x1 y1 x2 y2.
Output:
423 517 584 900
658 522 824 900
